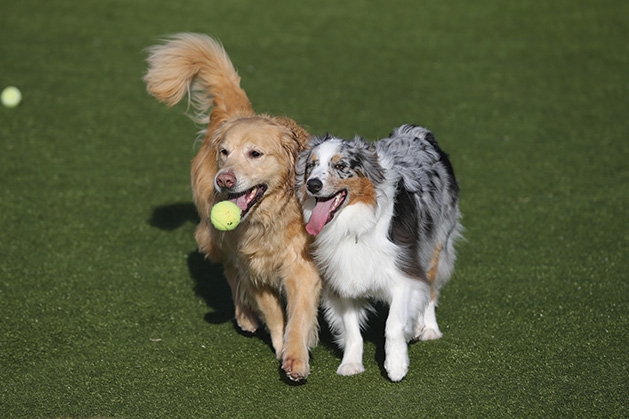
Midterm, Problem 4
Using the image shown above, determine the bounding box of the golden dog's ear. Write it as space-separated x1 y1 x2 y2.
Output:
273 117 310 151
191 141 218 221
271 117 310 189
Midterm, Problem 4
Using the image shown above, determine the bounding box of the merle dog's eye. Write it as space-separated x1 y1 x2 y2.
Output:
334 161 347 171
249 150 263 158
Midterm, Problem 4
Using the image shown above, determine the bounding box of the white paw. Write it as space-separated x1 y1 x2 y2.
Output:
417 327 442 341
337 362 365 376
384 358 408 382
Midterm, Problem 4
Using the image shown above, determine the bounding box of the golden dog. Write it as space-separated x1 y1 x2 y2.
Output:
144 33 321 381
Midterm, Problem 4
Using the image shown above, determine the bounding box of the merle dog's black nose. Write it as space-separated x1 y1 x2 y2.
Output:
306 178 323 194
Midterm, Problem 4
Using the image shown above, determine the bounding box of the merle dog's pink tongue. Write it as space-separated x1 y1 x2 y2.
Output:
306 199 335 236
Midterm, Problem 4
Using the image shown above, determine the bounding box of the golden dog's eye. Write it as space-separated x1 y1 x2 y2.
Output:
249 150 263 158
220 148 228 157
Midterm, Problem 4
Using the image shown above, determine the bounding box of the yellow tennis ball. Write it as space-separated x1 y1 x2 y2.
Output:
210 201 242 231
1 86 22 108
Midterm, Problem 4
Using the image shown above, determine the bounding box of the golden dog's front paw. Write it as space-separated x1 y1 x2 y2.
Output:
282 355 310 382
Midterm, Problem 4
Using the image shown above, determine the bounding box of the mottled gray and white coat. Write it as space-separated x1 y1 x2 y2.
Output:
296 124 463 382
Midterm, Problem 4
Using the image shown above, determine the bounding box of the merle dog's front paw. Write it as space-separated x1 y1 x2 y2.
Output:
337 362 365 376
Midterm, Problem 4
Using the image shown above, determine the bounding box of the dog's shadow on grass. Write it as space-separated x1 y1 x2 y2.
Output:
149 202 389 380
150 203 233 322
149 203 274 345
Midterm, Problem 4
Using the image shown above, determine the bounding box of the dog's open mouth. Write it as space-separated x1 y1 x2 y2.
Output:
227 184 267 218
305 190 347 236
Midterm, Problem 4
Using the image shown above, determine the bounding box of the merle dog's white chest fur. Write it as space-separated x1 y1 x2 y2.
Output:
313 200 403 300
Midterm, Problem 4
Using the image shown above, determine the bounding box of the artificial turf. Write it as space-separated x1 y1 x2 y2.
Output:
1 0 627 418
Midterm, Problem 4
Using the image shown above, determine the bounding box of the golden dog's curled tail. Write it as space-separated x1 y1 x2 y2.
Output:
144 33 254 129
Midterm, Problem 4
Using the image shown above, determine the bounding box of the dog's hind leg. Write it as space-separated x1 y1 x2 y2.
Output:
254 285 286 359
384 284 420 382
418 300 442 341
415 244 444 341
223 265 260 333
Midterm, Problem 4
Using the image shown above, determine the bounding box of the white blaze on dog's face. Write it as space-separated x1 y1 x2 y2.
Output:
300 136 383 236
212 118 292 217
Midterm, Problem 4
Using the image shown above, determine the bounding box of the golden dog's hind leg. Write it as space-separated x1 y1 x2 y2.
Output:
254 285 286 359
194 224 260 333
281 259 322 381
223 265 259 333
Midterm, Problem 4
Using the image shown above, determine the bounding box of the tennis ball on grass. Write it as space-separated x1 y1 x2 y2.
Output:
211 201 242 231
1 86 22 108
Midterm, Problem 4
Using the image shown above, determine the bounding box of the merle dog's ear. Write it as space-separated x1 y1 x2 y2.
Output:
295 135 318 183
316 133 332 145
352 136 385 184
303 133 329 151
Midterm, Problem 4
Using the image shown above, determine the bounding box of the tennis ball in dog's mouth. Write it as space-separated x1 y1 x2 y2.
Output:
210 201 242 231
1 86 22 108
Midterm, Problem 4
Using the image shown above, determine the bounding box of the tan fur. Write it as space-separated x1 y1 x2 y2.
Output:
144 33 321 381
321 154 379 206
427 244 442 300
345 177 378 207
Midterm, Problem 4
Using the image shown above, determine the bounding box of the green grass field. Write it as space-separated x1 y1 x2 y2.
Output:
1 0 627 418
